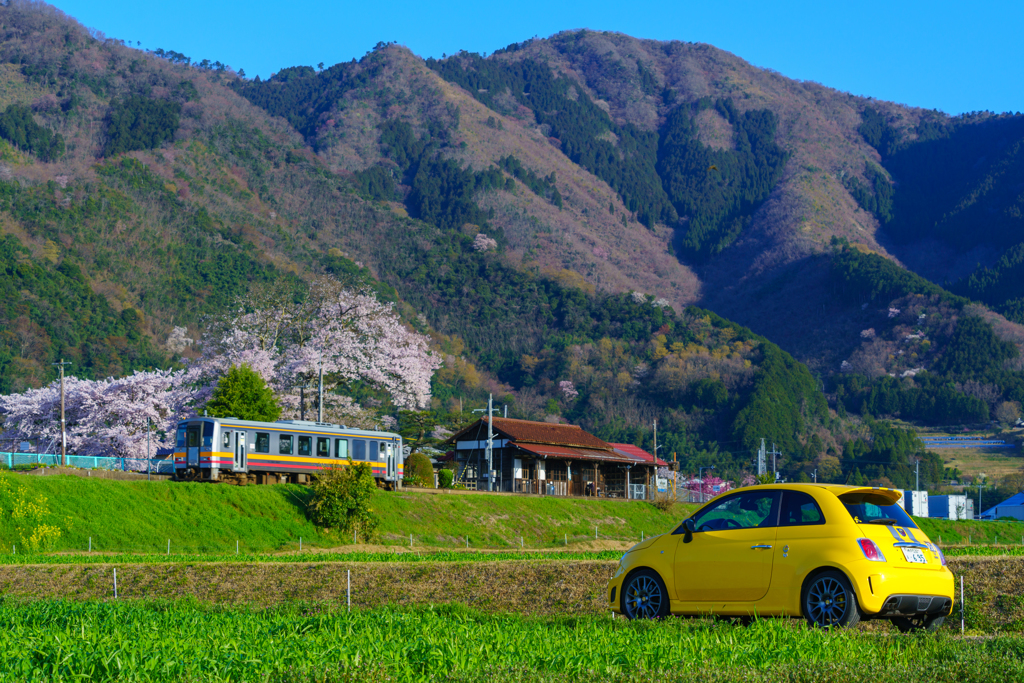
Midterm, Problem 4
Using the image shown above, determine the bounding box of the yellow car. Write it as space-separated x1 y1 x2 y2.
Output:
609 484 954 630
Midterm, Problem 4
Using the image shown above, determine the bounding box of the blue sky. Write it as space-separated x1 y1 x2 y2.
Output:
52 0 1022 115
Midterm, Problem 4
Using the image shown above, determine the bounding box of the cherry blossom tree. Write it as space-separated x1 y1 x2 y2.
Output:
0 276 440 463
0 369 189 467
199 276 441 410
685 475 730 501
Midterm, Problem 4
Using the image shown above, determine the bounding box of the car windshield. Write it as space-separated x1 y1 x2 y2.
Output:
839 492 918 529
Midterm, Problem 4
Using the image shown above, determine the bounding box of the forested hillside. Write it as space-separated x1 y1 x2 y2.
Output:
848 107 1024 320
2 3 1024 490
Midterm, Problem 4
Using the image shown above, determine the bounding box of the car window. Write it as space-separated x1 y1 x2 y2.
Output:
840 492 918 529
780 491 825 526
691 490 780 532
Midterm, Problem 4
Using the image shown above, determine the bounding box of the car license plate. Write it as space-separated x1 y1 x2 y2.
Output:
901 547 927 564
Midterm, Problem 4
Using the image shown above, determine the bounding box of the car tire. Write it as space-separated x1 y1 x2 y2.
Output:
621 569 670 620
802 570 861 629
892 615 945 633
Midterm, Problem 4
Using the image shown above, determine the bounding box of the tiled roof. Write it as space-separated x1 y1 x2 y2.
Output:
609 443 669 467
513 442 633 463
447 417 613 450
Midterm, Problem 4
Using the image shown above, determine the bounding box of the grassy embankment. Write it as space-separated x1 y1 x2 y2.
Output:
0 474 688 553
5 473 1024 554
3 600 1024 683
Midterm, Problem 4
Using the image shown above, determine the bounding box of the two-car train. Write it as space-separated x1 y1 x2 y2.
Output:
173 417 405 486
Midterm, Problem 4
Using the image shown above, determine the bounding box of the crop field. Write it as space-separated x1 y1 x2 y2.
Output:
2 599 1024 683
1 556 1023 631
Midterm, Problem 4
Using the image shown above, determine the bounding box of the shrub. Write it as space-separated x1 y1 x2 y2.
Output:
404 452 435 488
438 468 454 489
651 491 676 514
307 461 379 540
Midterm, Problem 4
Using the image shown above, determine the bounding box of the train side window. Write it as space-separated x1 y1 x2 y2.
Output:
279 435 293 455
298 436 312 456
353 440 366 461
222 431 231 448
370 441 379 461
203 421 214 448
335 439 349 459
255 433 270 454
317 437 331 457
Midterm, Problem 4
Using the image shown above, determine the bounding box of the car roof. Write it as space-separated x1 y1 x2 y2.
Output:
730 483 903 505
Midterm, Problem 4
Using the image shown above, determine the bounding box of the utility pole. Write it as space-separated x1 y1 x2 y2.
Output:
486 394 494 492
653 419 658 463
147 416 152 481
472 396 499 492
52 359 71 466
757 438 766 477
768 442 781 482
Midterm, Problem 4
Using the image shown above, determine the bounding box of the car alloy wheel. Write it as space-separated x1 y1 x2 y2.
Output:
803 570 860 628
622 569 668 620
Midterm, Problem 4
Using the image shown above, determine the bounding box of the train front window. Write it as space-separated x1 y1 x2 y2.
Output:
202 421 214 448
186 430 199 448
298 436 312 456
279 435 293 455
317 438 331 457
176 428 186 449
255 433 270 454
335 439 348 459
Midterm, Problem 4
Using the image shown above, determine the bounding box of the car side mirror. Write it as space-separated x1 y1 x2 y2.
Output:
683 518 695 544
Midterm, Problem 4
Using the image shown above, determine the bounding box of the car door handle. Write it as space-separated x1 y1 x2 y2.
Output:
750 545 773 550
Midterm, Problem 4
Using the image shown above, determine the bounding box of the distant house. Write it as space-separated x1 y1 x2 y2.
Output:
444 418 657 499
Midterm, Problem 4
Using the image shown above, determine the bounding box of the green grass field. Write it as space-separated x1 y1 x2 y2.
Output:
2 600 1022 683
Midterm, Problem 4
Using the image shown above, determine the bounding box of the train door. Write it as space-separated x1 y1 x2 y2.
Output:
232 431 247 472
186 425 201 467
385 442 396 480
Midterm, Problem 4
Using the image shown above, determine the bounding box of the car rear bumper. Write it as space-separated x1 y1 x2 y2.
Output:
854 567 955 616
875 594 953 618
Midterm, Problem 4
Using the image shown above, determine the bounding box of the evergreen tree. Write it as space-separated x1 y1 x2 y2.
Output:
204 365 281 421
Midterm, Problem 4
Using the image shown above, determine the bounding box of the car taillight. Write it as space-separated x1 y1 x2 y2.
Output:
931 542 947 566
858 538 886 562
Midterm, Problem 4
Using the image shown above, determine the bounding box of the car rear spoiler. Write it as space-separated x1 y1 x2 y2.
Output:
832 486 903 506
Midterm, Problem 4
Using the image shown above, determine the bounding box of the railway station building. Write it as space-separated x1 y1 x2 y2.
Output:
443 417 658 499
